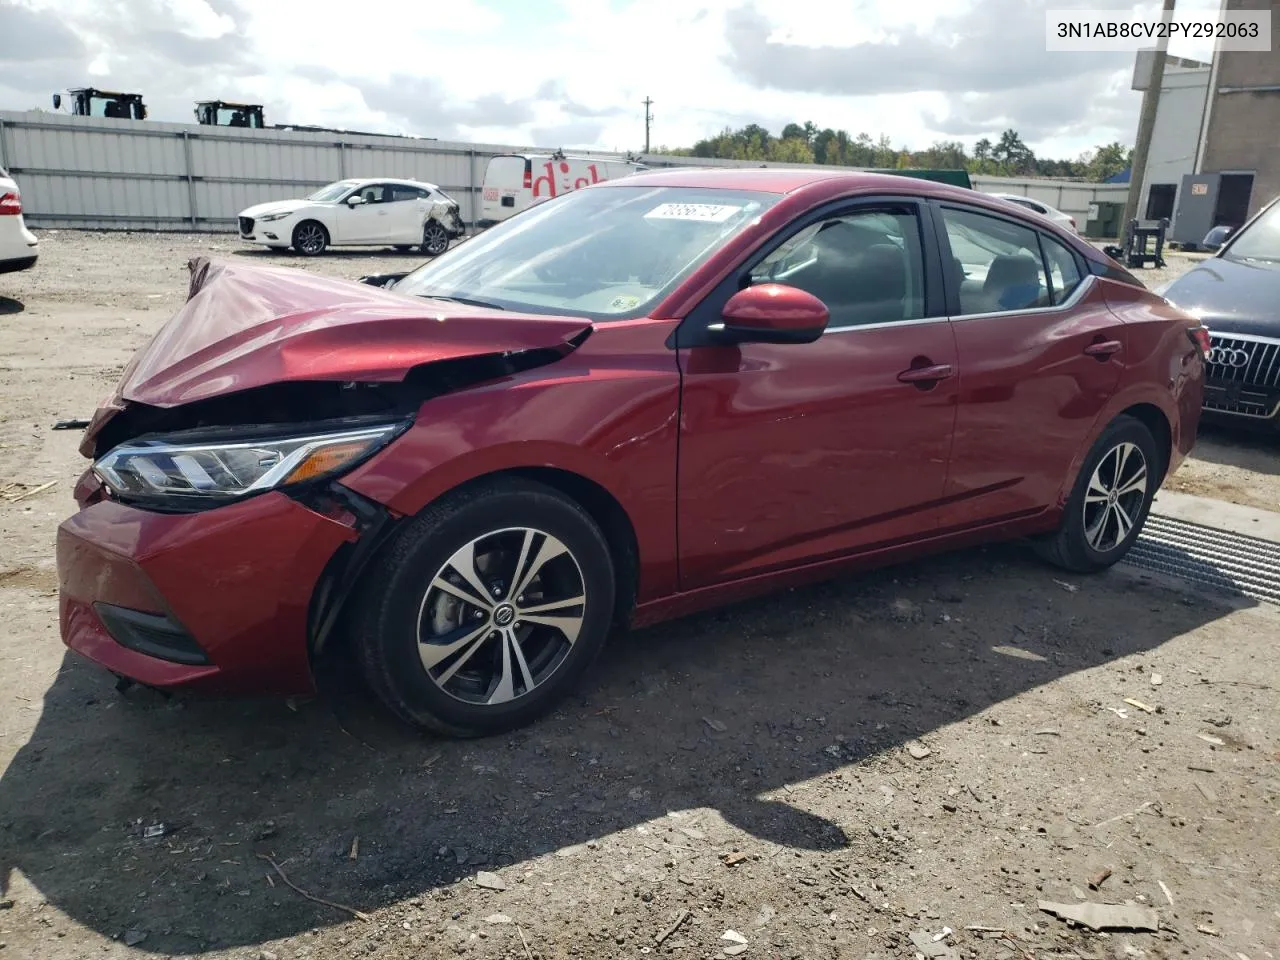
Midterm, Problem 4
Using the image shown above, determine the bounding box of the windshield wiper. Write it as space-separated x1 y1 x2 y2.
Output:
418 294 506 310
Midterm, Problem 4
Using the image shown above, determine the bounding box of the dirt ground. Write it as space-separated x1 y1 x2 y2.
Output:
1 232 1278 960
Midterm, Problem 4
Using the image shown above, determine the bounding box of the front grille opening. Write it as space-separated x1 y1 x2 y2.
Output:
1206 334 1280 390
94 603 210 666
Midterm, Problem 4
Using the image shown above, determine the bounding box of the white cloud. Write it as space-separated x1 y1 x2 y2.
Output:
165 0 234 39
0 0 1168 160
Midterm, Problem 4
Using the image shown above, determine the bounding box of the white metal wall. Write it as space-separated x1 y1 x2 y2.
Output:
0 110 1129 232
1137 67 1212 222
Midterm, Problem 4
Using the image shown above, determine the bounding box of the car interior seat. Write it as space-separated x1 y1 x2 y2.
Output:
982 254 1044 312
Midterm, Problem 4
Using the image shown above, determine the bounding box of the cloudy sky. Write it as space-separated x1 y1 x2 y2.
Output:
0 0 1223 160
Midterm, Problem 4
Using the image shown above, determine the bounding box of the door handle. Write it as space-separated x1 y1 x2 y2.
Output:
1084 339 1122 359
897 363 954 384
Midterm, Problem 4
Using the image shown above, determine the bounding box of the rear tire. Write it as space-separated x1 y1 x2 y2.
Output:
1033 414 1160 573
421 221 451 257
292 220 329 256
355 479 616 737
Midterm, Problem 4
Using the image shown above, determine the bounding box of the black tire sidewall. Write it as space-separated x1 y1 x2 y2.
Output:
292 221 327 256
422 223 449 256
1063 416 1159 569
363 486 615 734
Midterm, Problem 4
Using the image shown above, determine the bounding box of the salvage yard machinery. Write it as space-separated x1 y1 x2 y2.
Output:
52 88 147 120
194 100 266 128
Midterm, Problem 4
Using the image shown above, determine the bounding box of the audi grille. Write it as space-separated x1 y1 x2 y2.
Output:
1203 332 1280 420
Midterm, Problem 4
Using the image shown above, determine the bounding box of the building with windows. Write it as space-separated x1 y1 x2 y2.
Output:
1130 0 1280 244
1129 50 1212 223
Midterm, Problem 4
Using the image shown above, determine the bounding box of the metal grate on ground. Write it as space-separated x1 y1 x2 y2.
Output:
1125 512 1280 606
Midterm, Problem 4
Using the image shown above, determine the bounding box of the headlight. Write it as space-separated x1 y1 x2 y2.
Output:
93 423 401 504
256 212 292 223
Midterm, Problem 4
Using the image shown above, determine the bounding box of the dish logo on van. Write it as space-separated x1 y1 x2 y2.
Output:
531 161 604 199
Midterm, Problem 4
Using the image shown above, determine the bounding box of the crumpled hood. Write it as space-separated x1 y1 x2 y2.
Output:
239 198 310 219
78 257 593 457
1161 254 1280 337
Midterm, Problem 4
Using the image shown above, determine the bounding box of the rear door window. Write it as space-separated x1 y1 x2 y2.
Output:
1040 235 1085 304
939 207 1050 315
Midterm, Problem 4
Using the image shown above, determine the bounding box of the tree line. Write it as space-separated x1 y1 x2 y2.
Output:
654 123 1132 183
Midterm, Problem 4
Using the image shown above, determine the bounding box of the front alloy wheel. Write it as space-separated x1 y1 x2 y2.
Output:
292 221 328 256
355 479 616 736
418 528 585 705
422 221 450 257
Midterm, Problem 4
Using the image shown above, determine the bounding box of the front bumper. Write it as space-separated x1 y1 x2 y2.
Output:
1202 378 1280 424
57 484 357 695
237 214 291 245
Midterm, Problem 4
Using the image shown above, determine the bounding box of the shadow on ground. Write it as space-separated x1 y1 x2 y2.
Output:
0 296 24 316
0 543 1242 954
1191 422 1280 476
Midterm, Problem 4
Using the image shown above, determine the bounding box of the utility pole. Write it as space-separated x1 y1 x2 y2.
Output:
642 97 653 154
1123 0 1177 228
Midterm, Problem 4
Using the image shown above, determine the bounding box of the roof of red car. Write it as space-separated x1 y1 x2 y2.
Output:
603 166 973 200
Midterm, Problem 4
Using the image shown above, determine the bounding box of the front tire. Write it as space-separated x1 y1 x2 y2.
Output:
291 220 329 256
421 220 451 257
1034 414 1160 573
355 479 616 737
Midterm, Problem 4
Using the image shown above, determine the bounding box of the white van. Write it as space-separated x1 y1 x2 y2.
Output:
479 153 648 227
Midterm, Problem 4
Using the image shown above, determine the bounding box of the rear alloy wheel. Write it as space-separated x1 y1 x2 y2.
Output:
356 480 615 736
291 220 329 256
1034 415 1160 573
421 220 451 257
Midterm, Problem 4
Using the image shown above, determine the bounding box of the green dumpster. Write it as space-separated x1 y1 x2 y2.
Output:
1085 201 1124 239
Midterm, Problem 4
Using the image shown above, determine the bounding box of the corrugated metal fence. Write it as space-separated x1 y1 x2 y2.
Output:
0 110 1130 233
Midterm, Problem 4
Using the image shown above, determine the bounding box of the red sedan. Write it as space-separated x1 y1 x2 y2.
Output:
58 169 1208 736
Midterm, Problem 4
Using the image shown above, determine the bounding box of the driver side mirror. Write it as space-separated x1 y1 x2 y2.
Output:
358 272 409 288
1201 224 1233 252
346 195 365 206
711 283 830 345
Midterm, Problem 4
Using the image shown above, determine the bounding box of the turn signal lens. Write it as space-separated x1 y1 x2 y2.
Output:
283 440 374 484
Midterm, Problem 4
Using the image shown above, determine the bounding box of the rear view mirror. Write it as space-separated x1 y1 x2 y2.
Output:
52 93 62 110
346 195 365 206
712 283 830 345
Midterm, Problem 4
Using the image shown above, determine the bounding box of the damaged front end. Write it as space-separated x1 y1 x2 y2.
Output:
69 255 593 676
81 256 593 460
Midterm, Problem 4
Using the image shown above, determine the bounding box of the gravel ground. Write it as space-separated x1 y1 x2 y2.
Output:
0 232 1278 960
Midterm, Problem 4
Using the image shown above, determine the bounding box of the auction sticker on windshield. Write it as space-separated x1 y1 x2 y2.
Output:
644 203 743 222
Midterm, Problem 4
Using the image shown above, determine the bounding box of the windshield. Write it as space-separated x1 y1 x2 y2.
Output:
307 180 359 203
1223 198 1280 263
393 185 779 320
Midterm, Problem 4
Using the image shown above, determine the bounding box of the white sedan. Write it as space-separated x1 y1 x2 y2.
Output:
0 167 39 275
985 192 1078 233
237 178 466 257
